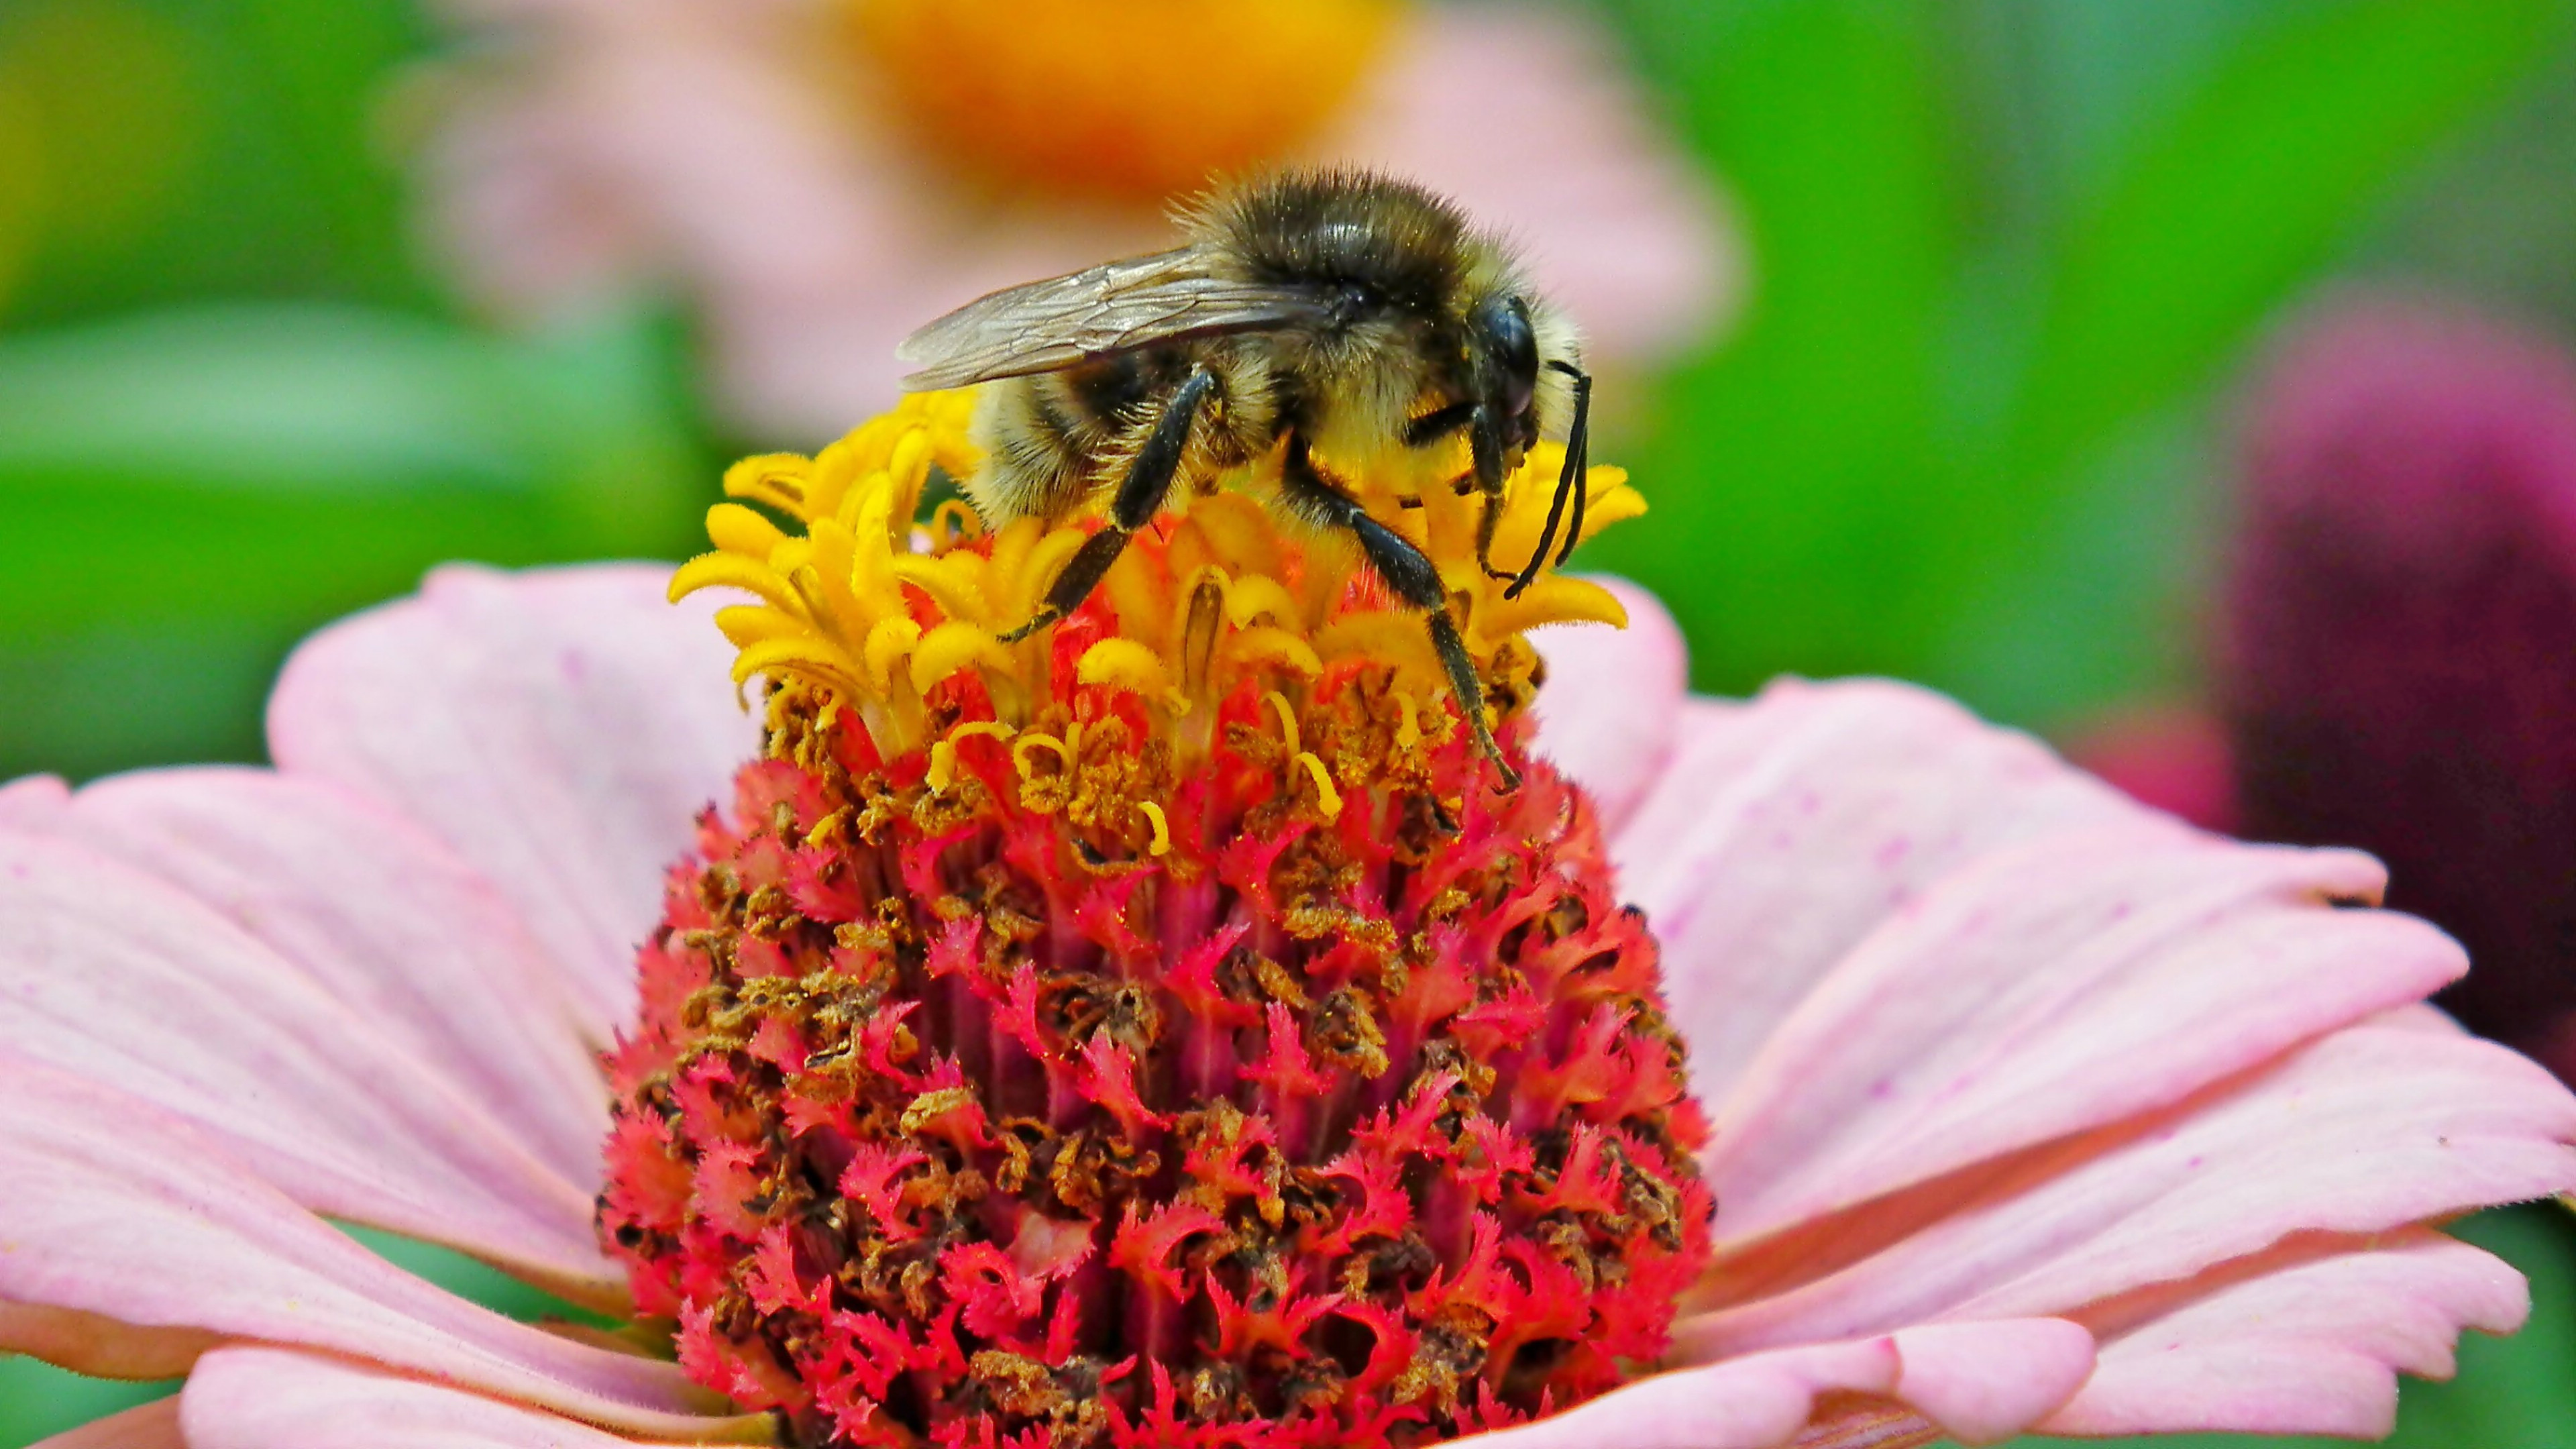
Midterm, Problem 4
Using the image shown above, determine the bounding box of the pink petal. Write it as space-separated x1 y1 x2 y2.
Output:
1867 1318 2095 1445
2039 1228 2526 1437
181 1346 706 1448
266 564 757 1036
56 767 608 1187
28 1398 183 1449
1703 822 2456 1244
0 1061 753 1438
1456 1336 1902 1449
0 828 615 1301
1455 1319 2089 1449
1527 577 1688 833
1325 5 1740 362
1681 1022 2575 1355
0 773 69 828
1615 680 2142 1101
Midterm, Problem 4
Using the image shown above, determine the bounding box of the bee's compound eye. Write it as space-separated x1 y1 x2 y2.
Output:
1478 295 1539 418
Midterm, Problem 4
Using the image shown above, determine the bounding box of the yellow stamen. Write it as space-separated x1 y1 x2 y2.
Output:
1137 802 1173 857
1291 753 1343 821
674 389 1638 783
1264 691 1302 757
928 721 1017 793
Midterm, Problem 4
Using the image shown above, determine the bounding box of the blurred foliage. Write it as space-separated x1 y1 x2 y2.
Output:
7 0 2576 1443
1589 0 2575 731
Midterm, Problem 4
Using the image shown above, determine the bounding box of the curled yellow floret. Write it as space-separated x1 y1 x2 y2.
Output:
671 388 1640 757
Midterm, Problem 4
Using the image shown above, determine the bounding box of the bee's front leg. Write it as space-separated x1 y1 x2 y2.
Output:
1280 431 1519 792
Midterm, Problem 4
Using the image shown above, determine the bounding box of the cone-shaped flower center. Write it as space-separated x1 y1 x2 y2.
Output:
607 396 1711 1447
846 0 1402 205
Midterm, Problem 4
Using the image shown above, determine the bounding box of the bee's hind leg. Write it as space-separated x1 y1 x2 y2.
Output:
1002 365 1218 643
1279 432 1520 792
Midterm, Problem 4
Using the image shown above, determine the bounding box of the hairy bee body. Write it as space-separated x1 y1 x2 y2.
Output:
896 169 1595 788
957 171 1582 528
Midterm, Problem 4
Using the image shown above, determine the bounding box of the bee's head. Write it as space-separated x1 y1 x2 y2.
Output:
1468 292 1541 439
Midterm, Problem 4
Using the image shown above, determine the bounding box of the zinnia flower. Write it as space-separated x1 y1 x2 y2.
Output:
3 394 2571 1449
2221 292 2576 1087
409 0 1735 440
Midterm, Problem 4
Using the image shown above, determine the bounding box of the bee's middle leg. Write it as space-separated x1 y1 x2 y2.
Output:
1279 431 1519 792
1002 365 1218 643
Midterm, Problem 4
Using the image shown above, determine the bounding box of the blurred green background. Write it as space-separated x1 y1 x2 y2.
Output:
6 0 2576 1442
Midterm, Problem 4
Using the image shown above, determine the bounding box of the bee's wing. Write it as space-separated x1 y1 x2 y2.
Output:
896 247 1333 391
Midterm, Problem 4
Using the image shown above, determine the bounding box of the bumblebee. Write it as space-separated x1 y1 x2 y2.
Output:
896 169 1593 787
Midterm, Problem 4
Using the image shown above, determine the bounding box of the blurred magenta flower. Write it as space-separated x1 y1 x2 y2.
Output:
409 0 1738 443
2223 294 2576 1082
2 392 2567 1440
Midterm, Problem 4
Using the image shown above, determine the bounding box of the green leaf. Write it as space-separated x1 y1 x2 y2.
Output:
2002 0 2571 492
1586 0 1963 689
0 303 710 779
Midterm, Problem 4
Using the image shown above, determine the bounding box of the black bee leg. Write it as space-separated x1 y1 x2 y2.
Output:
1506 362 1591 599
1002 365 1218 643
1468 405 1515 584
1279 433 1520 792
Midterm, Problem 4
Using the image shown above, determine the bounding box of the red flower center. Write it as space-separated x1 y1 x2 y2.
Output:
612 397 1708 1446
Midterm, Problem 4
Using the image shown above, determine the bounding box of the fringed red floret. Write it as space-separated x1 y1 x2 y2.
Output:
599 668 1715 1448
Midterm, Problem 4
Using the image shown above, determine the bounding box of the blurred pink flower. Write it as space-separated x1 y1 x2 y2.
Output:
2061 702 2237 835
2 565 2566 1446
2224 293 2576 1081
411 1 1740 443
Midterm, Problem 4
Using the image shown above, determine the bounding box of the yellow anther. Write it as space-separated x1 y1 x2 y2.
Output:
909 621 1012 695
671 552 806 616
1228 627 1323 678
861 616 924 696
1391 690 1421 749
927 721 1017 792
929 500 983 546
890 553 994 625
1291 752 1342 820
706 502 790 559
1222 574 1303 630
1078 637 1177 702
1264 691 1302 757
714 604 803 651
1012 732 1074 806
721 453 812 514
1138 801 1172 857
804 807 850 849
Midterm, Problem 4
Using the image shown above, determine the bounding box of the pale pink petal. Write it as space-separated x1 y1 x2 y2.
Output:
1867 1319 2095 1445
1681 1022 2575 1355
1615 680 2141 1099
28 1398 183 1449
182 1346 707 1449
1527 576 1688 833
0 828 616 1301
2039 1228 2526 1438
0 1061 755 1439
57 767 608 1187
1454 1320 2088 1449
1703 823 2454 1244
266 563 757 1036
1325 5 1739 361
1456 1336 1902 1449
0 773 69 828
